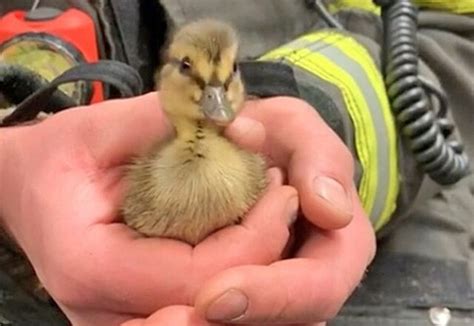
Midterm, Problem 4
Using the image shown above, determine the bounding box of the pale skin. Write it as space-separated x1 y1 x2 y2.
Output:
0 93 375 325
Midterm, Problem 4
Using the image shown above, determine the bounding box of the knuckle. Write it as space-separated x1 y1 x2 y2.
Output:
243 228 280 263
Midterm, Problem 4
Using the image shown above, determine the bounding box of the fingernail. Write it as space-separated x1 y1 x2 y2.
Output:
206 289 248 321
313 176 352 215
287 196 299 225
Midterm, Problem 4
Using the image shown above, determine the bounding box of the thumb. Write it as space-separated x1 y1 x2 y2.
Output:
224 116 265 153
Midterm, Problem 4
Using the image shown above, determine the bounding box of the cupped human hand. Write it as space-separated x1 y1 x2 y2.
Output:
125 97 376 325
195 191 375 325
193 97 376 325
0 93 298 325
230 97 357 230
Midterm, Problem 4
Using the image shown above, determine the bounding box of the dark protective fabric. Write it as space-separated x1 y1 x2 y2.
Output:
323 7 474 326
0 1 473 325
0 248 68 326
331 252 474 325
239 61 301 100
92 0 167 92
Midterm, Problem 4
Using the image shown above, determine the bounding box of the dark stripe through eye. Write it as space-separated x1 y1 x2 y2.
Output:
168 58 238 91
191 74 206 90
224 73 235 90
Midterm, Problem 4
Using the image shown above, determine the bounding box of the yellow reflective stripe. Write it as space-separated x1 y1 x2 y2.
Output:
308 32 398 229
329 0 474 14
262 37 379 222
414 0 474 13
260 31 399 230
328 0 380 14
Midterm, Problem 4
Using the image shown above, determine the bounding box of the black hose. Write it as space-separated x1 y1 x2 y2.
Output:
0 63 76 111
375 0 470 185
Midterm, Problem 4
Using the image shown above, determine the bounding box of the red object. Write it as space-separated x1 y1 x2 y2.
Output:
0 9 103 103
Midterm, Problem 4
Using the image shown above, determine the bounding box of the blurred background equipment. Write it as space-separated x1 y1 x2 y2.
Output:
0 1 102 106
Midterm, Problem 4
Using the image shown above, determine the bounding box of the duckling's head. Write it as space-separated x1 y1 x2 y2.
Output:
157 19 245 127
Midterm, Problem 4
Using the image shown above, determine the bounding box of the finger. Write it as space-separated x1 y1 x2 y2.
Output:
224 116 266 153
40 91 172 167
195 192 375 324
122 306 219 326
242 97 355 229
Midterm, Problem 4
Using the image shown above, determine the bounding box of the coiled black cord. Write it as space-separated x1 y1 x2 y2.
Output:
312 0 470 184
375 0 470 185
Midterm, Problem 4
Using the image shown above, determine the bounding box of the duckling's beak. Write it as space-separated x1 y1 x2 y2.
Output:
200 86 235 126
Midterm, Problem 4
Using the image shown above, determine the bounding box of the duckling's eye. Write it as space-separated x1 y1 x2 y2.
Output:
180 57 192 74
232 62 238 74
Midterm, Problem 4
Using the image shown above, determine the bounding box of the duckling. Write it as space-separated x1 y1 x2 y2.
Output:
121 19 268 245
